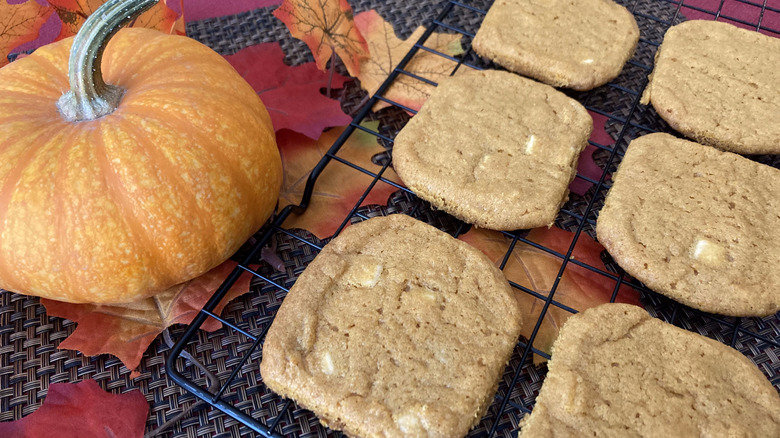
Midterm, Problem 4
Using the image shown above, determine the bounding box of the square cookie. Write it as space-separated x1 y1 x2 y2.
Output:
641 20 780 154
520 304 780 437
392 69 592 231
260 214 524 438
596 133 780 316
473 0 639 91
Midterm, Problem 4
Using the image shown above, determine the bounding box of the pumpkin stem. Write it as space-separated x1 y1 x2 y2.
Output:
56 0 159 122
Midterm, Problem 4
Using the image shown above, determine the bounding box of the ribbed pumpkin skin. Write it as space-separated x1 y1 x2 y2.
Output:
0 28 282 304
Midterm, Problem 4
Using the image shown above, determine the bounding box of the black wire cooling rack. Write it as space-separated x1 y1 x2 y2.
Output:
166 0 780 436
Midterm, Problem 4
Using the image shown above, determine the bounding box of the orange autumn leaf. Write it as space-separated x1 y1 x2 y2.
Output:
0 0 55 67
273 0 369 77
278 121 401 239
41 260 254 375
354 10 465 112
460 226 642 363
0 0 183 67
50 0 184 36
131 0 185 35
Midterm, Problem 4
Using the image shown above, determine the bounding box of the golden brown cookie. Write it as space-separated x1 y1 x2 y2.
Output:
260 214 523 438
472 0 639 91
596 133 780 316
392 69 592 231
520 304 780 437
641 20 780 154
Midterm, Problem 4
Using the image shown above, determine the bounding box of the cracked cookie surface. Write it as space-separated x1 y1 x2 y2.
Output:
392 69 592 231
520 304 780 437
260 214 523 438
596 133 780 316
472 0 639 91
641 20 780 154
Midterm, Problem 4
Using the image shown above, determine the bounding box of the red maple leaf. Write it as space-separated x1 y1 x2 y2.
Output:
224 42 352 139
570 110 614 196
41 261 255 375
0 379 148 438
682 0 780 35
180 0 283 22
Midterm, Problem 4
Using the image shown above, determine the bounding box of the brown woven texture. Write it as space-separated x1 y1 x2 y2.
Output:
1 1 779 437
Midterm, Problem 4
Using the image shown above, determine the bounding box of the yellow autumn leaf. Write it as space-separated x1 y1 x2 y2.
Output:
354 9 467 112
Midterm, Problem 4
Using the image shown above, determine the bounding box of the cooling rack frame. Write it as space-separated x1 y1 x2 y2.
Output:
166 1 780 436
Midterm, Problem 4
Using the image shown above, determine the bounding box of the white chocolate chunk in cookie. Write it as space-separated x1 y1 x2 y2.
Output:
344 257 383 287
691 239 727 266
524 135 537 155
320 351 335 375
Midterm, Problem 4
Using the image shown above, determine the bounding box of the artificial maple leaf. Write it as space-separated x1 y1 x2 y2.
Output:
0 0 55 67
273 0 369 77
50 0 184 36
460 226 642 362
132 0 185 35
0 379 148 438
683 0 780 34
354 10 465 112
41 260 254 375
570 111 614 196
181 0 283 22
1 0 183 67
224 42 351 139
278 121 401 238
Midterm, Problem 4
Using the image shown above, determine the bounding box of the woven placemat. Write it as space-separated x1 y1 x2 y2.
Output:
1 1 778 437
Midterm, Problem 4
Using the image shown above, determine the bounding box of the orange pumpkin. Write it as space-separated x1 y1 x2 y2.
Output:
0 0 281 304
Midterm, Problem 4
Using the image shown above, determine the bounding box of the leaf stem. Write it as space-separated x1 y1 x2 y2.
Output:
349 94 370 116
326 48 336 98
